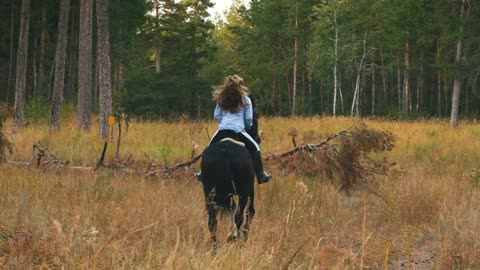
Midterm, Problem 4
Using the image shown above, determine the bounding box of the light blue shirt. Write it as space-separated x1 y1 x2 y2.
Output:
214 96 253 132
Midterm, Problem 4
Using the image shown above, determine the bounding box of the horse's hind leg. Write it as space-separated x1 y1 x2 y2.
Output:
236 196 248 239
241 196 256 241
227 197 239 242
207 203 218 249
206 188 218 249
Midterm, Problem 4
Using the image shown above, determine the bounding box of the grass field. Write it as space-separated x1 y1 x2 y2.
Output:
1 116 480 269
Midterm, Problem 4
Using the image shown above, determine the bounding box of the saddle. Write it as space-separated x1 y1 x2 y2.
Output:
220 137 245 147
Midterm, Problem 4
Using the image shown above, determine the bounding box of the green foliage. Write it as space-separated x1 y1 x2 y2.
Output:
25 96 51 124
120 70 212 119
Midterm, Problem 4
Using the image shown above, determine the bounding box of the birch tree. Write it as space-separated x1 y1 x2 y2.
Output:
450 0 469 128
351 31 369 117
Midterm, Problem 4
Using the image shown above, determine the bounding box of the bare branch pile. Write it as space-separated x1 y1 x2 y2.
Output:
268 123 396 191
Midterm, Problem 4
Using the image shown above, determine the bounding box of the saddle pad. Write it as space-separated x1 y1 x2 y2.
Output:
220 137 245 147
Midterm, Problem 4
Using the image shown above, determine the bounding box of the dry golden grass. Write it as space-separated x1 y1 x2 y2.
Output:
1 116 480 269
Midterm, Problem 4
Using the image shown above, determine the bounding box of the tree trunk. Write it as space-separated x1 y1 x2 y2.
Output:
450 1 466 128
285 72 291 114
308 75 312 113
333 16 338 117
66 0 78 101
396 55 402 113
97 0 113 140
403 40 410 114
155 48 161 73
320 80 323 114
271 57 277 114
6 0 16 105
50 0 70 131
39 0 47 97
78 0 93 130
14 0 31 128
292 0 298 115
436 34 442 116
417 52 424 113
371 63 376 115
380 48 387 104
351 31 367 117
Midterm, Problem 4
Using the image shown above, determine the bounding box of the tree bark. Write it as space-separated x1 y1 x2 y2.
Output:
50 0 70 131
450 1 466 128
14 0 31 128
78 0 93 130
97 0 113 140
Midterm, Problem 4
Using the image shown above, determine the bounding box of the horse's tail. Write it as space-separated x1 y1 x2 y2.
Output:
214 154 236 217
202 144 236 215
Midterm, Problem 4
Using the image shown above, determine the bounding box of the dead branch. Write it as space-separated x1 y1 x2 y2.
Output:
95 142 108 170
32 144 69 166
265 130 353 160
145 154 202 177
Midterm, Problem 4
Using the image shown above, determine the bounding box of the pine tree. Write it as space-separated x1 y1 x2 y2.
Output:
13 0 30 128
97 0 113 140
78 0 94 130
50 0 70 130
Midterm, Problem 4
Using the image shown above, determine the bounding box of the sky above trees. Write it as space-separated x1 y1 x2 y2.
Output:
208 0 249 19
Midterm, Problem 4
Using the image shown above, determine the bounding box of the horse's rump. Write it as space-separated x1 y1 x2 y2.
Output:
201 140 255 211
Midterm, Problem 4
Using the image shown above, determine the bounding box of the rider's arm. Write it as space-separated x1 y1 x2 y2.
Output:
214 104 223 122
244 96 253 129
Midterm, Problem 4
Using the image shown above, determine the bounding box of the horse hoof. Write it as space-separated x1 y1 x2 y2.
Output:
227 233 238 242
241 229 249 241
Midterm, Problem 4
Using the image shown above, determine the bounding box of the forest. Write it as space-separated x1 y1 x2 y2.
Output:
0 0 479 132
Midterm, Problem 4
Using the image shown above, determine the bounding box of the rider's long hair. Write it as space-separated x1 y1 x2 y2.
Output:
212 75 250 113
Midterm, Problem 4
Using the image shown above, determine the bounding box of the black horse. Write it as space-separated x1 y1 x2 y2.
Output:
200 138 256 247
200 95 260 248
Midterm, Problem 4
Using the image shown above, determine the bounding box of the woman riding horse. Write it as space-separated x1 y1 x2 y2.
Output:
202 75 272 184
